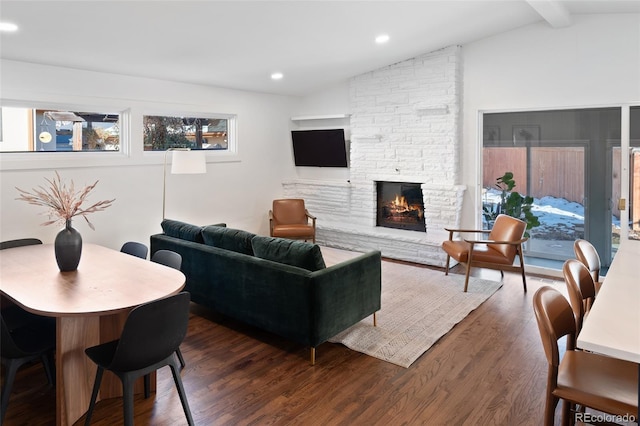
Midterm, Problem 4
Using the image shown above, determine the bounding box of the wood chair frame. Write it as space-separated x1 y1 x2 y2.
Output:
443 227 528 292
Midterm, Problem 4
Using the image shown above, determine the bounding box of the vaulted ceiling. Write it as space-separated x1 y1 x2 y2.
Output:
1 1 638 96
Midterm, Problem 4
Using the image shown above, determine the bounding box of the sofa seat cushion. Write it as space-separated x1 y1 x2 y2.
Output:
161 219 206 243
251 236 326 271
202 225 255 255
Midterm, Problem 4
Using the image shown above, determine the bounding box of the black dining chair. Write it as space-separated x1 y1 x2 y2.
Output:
151 249 186 369
151 249 182 270
120 241 149 260
1 314 56 424
0 238 43 250
84 291 194 426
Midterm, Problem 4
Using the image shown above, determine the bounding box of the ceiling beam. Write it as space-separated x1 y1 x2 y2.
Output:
526 0 573 28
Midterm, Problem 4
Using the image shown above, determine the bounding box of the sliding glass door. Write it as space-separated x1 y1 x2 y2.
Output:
482 107 633 269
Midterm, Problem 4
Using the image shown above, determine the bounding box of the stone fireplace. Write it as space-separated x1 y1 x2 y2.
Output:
376 181 426 232
284 46 465 267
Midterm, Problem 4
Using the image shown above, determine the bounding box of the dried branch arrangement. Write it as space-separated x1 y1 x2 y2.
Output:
16 171 115 230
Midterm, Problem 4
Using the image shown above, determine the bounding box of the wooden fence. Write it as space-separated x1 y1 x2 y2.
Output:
484 147 597 204
483 148 640 228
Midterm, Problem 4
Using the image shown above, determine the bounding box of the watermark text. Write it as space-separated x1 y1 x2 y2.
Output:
575 412 636 424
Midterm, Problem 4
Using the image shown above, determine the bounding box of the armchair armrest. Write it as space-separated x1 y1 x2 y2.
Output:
444 227 491 240
269 210 274 233
463 238 529 245
305 209 317 227
444 228 490 233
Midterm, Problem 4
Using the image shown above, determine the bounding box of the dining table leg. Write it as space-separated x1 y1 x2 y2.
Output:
55 311 155 426
56 316 100 426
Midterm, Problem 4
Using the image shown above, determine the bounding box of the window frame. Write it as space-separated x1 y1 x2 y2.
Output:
0 100 240 171
0 100 130 169
141 111 237 155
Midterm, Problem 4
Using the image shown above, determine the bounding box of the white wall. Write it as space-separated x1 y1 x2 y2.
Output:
0 60 298 249
296 13 640 229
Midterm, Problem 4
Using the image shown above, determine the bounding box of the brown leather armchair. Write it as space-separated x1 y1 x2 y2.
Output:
442 214 528 292
269 199 316 243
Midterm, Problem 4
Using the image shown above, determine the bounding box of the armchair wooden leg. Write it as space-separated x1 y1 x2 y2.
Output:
373 312 377 327
463 262 472 292
517 246 527 293
444 255 451 275
463 244 479 292
310 347 315 366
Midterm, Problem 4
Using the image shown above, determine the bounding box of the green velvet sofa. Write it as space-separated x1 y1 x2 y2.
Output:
150 219 382 364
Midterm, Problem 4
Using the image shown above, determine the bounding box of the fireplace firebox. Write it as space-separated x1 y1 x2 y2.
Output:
376 181 426 232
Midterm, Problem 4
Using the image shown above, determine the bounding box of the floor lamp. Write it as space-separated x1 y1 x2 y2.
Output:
162 148 207 220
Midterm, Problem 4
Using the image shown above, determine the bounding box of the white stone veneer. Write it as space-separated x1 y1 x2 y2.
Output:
286 46 465 267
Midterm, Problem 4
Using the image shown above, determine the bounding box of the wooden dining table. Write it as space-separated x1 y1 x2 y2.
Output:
0 243 186 426
577 238 640 414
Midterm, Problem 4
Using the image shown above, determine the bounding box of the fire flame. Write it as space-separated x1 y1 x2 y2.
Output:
391 194 420 213
386 194 423 219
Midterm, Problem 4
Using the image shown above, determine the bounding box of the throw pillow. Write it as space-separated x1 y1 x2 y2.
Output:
201 226 255 255
161 219 204 243
251 236 326 271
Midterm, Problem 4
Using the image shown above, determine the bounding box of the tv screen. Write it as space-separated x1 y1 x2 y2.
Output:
291 129 348 167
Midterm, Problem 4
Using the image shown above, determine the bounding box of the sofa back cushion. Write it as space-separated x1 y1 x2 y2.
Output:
202 225 255 255
251 236 326 271
161 219 205 243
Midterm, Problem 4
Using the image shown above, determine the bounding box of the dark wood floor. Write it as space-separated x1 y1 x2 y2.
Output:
2 264 567 425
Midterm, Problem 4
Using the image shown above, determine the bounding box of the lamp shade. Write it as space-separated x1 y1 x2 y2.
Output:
171 150 206 174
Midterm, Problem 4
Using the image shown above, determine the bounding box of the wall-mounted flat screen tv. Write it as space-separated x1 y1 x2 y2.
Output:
291 129 348 167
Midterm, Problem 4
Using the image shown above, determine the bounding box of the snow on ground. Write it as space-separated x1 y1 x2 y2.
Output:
482 189 620 240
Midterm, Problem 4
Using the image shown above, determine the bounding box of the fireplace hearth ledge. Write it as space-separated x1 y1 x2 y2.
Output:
315 222 450 267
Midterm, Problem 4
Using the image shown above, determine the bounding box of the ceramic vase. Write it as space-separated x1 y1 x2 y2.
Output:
54 219 82 271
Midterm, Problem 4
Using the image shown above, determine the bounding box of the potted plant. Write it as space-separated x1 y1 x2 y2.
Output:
494 172 540 237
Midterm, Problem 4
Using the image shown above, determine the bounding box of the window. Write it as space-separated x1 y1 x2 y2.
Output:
0 107 120 152
143 115 231 151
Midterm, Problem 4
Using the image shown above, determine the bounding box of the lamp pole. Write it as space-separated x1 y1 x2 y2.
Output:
162 147 189 220
162 147 207 220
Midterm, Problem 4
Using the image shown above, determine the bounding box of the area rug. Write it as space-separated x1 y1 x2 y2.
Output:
323 247 503 368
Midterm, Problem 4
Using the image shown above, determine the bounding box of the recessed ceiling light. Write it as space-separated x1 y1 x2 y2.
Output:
375 34 390 44
271 72 284 80
0 22 19 32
